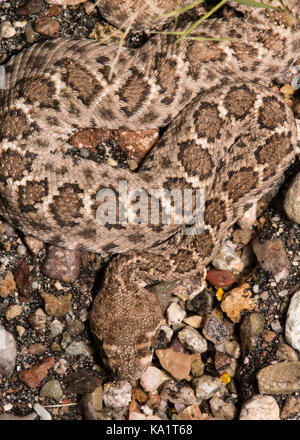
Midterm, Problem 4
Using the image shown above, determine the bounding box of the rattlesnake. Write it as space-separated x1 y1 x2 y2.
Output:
0 0 299 379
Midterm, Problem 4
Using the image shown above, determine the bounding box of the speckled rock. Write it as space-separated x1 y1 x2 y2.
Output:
284 171 300 224
161 380 196 405
257 362 300 395
221 283 256 323
103 381 132 409
193 375 226 400
239 312 264 350
177 326 207 354
239 395 280 420
65 341 93 357
40 292 72 317
40 379 64 401
0 326 17 377
281 395 300 419
5 304 22 320
41 246 81 283
202 309 233 344
285 290 300 351
140 366 170 393
0 271 16 298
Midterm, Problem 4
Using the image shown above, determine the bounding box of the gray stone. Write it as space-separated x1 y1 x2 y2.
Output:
40 379 64 401
161 379 196 405
240 312 264 350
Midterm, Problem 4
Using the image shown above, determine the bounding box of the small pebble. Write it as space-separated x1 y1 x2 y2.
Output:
0 21 16 38
50 318 64 338
252 238 290 283
202 309 233 344
18 356 55 388
156 348 197 381
239 312 264 350
177 326 207 354
275 342 298 362
40 292 72 317
212 244 244 272
206 270 235 288
221 283 256 323
41 246 81 283
285 290 300 351
103 381 132 409
0 326 17 377
210 396 237 420
257 361 300 395
40 379 64 401
65 341 93 357
29 308 47 334
193 375 225 400
33 403 52 421
6 304 22 320
161 379 196 405
166 302 186 326
0 271 16 298
140 366 169 392
239 395 280 420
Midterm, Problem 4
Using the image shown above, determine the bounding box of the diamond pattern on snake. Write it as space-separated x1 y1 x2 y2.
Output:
0 0 299 379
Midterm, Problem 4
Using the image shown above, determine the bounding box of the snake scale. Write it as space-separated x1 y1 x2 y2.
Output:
0 0 299 379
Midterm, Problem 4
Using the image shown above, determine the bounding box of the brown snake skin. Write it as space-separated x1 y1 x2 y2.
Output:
0 0 299 378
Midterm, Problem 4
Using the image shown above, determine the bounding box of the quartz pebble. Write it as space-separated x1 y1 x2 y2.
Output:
33 403 52 421
166 302 186 326
285 290 300 351
103 381 132 409
177 326 207 354
0 326 17 377
140 366 169 392
193 375 225 400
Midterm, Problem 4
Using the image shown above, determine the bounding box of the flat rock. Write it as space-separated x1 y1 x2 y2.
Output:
257 361 300 395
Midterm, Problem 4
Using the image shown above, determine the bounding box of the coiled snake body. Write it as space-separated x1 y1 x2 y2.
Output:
0 0 299 378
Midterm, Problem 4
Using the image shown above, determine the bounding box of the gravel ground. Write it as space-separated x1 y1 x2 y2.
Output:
0 0 300 421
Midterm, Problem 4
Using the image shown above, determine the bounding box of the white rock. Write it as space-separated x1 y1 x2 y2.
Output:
178 326 207 354
284 172 300 223
0 21 16 38
285 290 300 351
160 325 173 343
239 395 280 420
166 302 186 326
0 326 17 377
50 319 64 338
238 202 257 229
193 375 225 400
33 403 52 421
103 381 132 408
140 366 170 392
212 244 244 272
